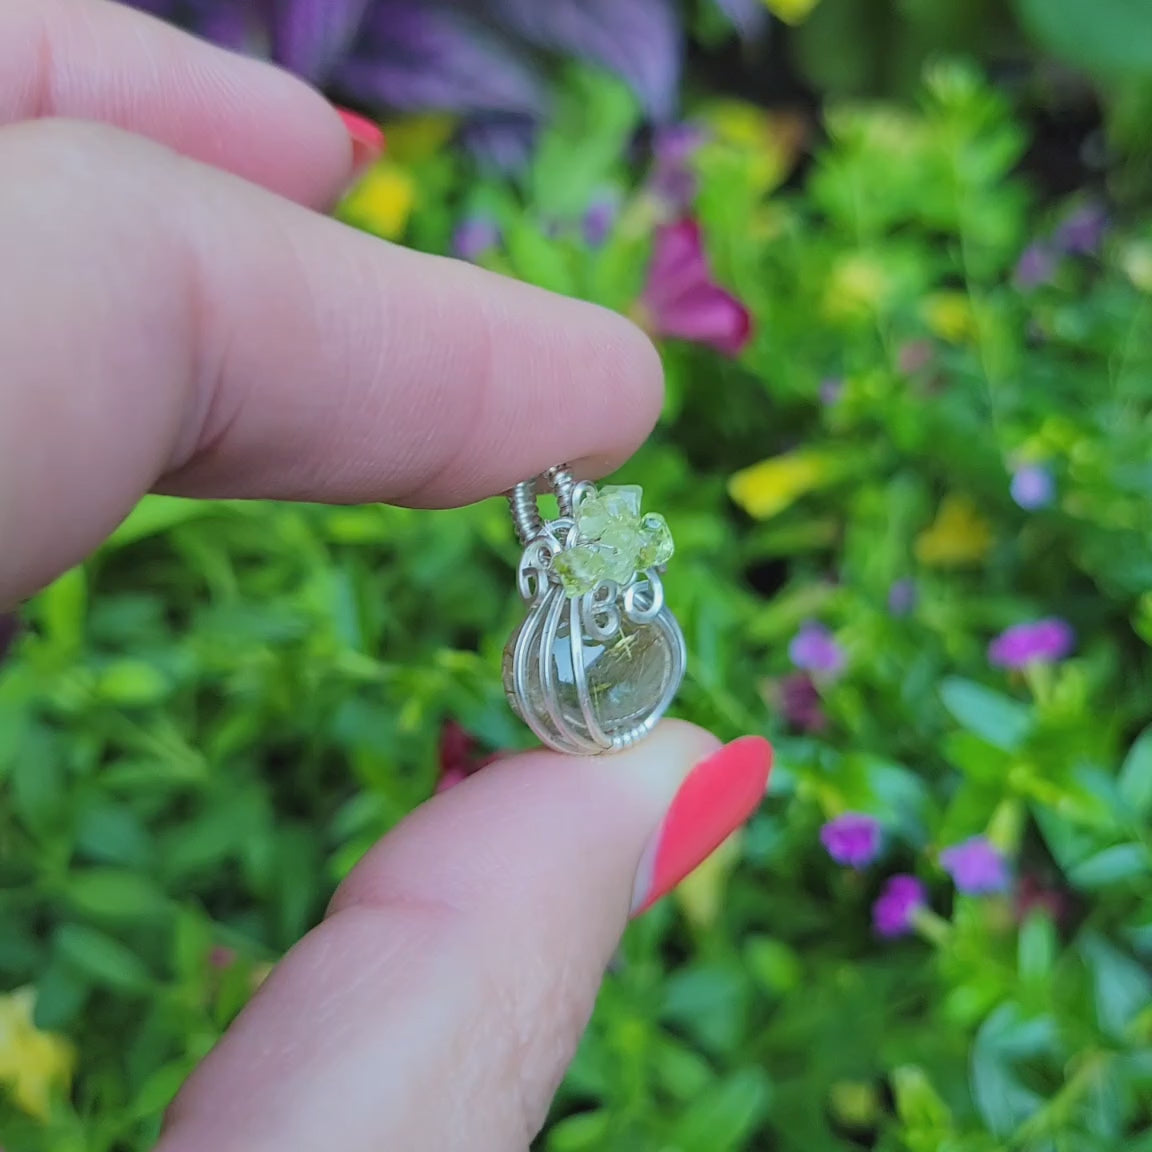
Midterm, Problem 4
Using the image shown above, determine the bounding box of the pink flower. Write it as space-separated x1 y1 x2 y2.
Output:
788 621 845 680
939 837 1009 894
988 618 1074 668
820 813 881 868
872 874 926 938
637 219 751 357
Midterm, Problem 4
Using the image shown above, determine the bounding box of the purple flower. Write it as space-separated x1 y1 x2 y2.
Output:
1013 243 1056 290
1010 464 1055 510
872 874 926 938
272 0 373 80
1053 202 1108 256
778 672 827 733
452 215 501 261
583 191 621 247
648 123 706 211
339 3 548 118
940 837 1009 895
887 579 917 617
637 219 751 356
819 377 843 406
481 0 682 121
988 618 1075 668
821 813 881 868
788 621 845 679
456 116 538 172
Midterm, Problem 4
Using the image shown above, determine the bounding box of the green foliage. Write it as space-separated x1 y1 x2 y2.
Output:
3 58 1152 1152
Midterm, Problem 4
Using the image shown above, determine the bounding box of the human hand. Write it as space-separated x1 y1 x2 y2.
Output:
0 3 771 1147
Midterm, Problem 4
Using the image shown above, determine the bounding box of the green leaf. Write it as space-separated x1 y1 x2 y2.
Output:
970 1004 1056 1137
32 955 90 1031
55 924 153 994
529 67 639 217
1014 0 1152 78
65 869 169 924
1067 843 1150 890
546 1110 612 1152
1080 932 1152 1037
939 678 1032 752
132 1061 197 1119
503 219 577 297
95 659 172 706
662 964 750 1055
37 565 87 653
674 1067 773 1152
1118 726 1152 818
1017 912 1056 986
106 494 219 548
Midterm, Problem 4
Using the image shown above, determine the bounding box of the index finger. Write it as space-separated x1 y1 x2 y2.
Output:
0 121 663 603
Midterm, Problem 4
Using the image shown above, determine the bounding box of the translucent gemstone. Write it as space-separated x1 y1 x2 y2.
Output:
637 513 674 568
553 544 607 596
504 610 676 744
598 522 644 585
576 484 643 541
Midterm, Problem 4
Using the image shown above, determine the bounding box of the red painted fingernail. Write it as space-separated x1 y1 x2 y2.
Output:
630 737 772 916
335 106 385 173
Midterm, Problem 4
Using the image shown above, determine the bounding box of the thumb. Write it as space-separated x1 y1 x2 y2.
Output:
159 721 771 1152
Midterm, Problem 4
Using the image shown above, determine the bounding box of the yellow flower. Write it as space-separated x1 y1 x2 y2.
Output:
675 831 744 928
823 254 890 321
698 101 807 195
922 292 976 344
729 449 839 520
340 162 416 240
0 988 76 1120
761 0 822 24
915 495 993 567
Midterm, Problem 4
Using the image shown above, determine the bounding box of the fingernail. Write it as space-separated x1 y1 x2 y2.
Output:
334 106 384 175
630 736 772 916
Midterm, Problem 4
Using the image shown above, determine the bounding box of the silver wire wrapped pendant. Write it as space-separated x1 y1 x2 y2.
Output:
502 466 687 755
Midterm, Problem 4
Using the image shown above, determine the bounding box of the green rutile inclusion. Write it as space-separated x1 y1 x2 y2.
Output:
553 485 675 597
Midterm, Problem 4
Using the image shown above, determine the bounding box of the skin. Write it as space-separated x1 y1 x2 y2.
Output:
2 2 721 1149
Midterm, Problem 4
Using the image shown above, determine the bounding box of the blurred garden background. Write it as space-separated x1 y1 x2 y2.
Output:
4 0 1152 1148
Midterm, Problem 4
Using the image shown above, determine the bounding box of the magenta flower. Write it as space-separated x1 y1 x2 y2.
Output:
940 837 1009 894
872 874 926 938
887 579 917 617
637 219 751 356
821 813 881 869
1053 202 1108 256
778 672 827 733
1010 463 1055 510
988 618 1074 668
788 621 845 680
452 215 501 262
1013 243 1056 290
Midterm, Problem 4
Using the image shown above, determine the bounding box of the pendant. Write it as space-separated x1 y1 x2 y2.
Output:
502 466 687 755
